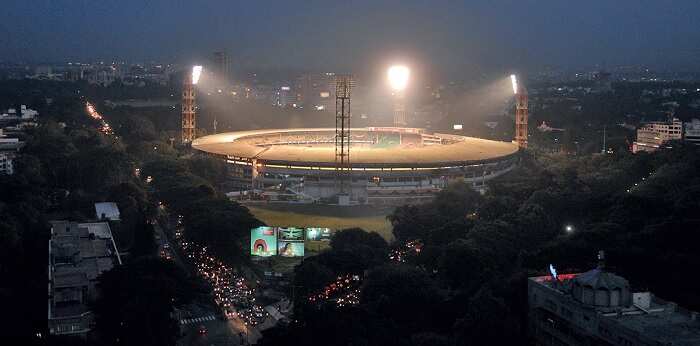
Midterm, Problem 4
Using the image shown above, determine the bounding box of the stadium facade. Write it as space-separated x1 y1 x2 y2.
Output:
192 127 519 204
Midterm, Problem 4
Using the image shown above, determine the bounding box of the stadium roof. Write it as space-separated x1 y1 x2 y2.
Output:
192 128 519 167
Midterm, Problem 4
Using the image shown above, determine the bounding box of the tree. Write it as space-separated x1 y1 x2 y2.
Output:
437 239 493 293
433 181 482 220
130 215 157 258
362 264 442 333
454 287 520 345
93 257 195 346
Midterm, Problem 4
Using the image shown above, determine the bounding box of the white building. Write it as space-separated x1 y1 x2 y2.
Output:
684 119 700 146
528 256 700 345
0 133 24 175
1 105 39 120
632 118 682 153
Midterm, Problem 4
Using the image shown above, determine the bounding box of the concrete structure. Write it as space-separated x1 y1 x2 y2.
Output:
528 258 700 345
192 127 519 204
94 202 121 221
632 118 682 153
48 221 122 336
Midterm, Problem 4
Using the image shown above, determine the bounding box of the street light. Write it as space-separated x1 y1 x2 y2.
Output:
565 225 574 233
192 65 203 85
388 65 410 91
510 74 518 95
388 65 410 127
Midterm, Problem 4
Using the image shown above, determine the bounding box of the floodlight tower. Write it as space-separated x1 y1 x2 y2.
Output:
511 74 528 149
388 65 410 127
335 74 354 198
181 65 202 143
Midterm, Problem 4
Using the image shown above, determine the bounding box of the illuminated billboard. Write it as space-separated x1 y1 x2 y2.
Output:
278 241 305 257
278 227 304 241
250 227 277 257
306 227 331 241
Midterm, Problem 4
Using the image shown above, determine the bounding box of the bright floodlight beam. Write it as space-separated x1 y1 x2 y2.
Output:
192 65 203 85
388 65 410 91
510 74 518 94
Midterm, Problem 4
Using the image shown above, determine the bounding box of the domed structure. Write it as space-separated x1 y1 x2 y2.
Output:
572 268 631 307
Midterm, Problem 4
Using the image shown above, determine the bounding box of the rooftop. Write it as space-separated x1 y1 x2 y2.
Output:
94 202 120 221
49 221 122 321
530 271 700 345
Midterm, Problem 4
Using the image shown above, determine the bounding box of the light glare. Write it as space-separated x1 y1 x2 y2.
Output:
510 74 518 94
192 65 203 85
388 65 410 91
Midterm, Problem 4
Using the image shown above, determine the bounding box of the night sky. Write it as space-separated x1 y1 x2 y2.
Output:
2 0 699 74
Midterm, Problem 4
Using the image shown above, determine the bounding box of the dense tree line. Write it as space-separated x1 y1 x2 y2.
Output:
262 144 700 346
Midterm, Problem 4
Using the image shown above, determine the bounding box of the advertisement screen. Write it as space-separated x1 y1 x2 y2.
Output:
278 241 305 257
306 227 332 241
250 227 277 257
278 227 305 241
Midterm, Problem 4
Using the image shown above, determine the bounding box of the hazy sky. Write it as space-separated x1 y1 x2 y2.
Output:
2 0 699 75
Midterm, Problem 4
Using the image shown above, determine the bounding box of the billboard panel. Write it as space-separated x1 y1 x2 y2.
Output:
306 227 332 241
250 226 277 257
278 241 305 257
278 227 305 241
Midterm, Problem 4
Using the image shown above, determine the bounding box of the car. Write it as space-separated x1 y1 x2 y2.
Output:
198 325 207 334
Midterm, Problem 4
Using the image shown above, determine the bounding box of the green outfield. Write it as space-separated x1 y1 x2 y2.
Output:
245 203 394 241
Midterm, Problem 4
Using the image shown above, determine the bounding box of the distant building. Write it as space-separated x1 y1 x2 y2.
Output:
684 119 700 146
528 254 700 345
591 71 613 93
212 51 230 81
296 73 336 111
1 104 39 120
94 202 121 221
0 130 24 175
632 118 682 153
86 68 116 87
48 221 122 336
276 86 294 107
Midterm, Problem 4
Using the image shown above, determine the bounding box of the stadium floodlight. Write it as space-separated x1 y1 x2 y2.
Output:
510 74 518 95
388 65 410 91
192 65 203 85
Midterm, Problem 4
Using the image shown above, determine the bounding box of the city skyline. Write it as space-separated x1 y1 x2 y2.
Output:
2 1 700 76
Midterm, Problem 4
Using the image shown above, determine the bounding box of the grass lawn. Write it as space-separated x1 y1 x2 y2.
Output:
245 203 395 241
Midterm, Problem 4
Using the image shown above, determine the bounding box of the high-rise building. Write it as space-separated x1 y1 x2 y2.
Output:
276 86 293 107
528 253 700 345
632 118 682 153
296 73 336 111
212 51 230 81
